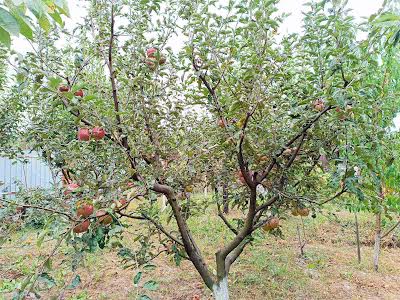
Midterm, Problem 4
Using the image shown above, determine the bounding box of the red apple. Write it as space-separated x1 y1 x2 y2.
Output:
113 198 127 210
262 217 279 231
298 208 310 217
145 57 157 70
313 99 325 112
77 128 91 141
92 127 105 140
64 183 80 195
59 85 70 92
74 89 84 97
127 182 135 188
76 202 94 218
96 210 113 225
146 47 158 57
236 170 246 185
73 220 90 233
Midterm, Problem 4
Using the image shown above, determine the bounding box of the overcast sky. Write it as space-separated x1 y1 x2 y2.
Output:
65 0 385 33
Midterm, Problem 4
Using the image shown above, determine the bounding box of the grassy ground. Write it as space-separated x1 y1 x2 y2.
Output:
1 203 400 300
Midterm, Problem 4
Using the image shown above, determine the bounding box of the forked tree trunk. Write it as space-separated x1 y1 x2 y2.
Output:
213 277 229 300
373 212 381 272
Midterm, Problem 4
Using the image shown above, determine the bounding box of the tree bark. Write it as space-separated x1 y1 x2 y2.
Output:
213 277 229 300
223 183 229 214
373 212 381 272
354 212 361 264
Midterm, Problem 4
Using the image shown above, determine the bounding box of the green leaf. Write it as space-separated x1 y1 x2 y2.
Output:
0 7 20 36
48 77 62 89
143 264 156 271
66 275 81 290
38 272 56 288
38 14 51 31
12 12 33 39
143 280 158 291
54 0 70 16
0 26 11 47
26 0 46 18
44 258 52 271
133 271 142 285
83 95 96 101
49 11 63 26
373 13 400 24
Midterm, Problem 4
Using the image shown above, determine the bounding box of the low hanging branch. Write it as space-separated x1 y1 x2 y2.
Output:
0 199 77 221
117 211 184 247
381 219 400 239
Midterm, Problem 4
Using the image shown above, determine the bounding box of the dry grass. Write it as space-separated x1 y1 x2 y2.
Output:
1 205 400 300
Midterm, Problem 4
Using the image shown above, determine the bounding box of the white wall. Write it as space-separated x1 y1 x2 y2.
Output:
0 151 54 195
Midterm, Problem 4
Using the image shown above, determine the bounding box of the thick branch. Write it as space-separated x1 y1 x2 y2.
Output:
225 237 253 273
216 187 257 279
152 182 215 289
259 105 333 182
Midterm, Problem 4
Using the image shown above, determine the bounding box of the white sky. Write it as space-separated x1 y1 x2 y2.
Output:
12 0 399 129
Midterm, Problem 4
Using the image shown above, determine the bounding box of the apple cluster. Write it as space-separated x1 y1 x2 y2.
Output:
63 182 131 234
58 85 84 97
77 127 105 141
145 47 166 70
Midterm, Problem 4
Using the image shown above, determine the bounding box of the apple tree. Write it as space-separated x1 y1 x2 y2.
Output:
2 0 399 299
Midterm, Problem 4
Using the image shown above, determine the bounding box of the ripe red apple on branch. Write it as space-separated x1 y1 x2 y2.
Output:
96 210 113 225
298 208 310 216
58 85 70 92
145 47 166 69
73 220 90 233
92 127 105 140
313 99 325 112
77 128 91 141
74 89 84 97
262 217 280 231
64 183 80 195
146 47 157 57
76 201 94 218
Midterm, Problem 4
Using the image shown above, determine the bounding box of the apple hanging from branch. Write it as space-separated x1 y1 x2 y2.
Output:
92 127 105 140
73 220 90 233
77 128 91 141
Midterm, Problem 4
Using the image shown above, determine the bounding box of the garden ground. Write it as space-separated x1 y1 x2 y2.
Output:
1 205 400 300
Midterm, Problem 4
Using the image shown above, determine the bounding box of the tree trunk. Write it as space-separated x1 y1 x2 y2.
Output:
213 277 229 300
373 212 381 272
223 183 229 214
354 212 361 264
297 224 305 257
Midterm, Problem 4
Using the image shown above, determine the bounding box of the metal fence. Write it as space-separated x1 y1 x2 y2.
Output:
0 152 54 196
